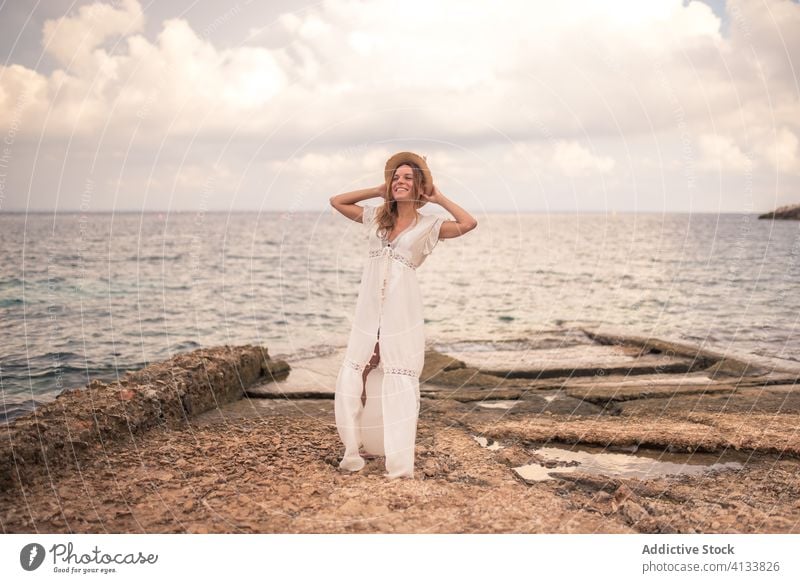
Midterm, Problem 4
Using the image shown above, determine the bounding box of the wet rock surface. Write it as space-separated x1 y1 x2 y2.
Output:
1 327 799 533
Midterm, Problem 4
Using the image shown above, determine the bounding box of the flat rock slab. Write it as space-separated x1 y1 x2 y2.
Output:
619 385 800 416
443 345 699 379
245 353 341 397
420 386 527 401
565 382 738 403
582 325 800 376
563 371 718 387
471 412 800 457
194 397 335 423
421 393 607 417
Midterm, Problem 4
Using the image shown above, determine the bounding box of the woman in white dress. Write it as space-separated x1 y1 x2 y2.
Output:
329 152 478 479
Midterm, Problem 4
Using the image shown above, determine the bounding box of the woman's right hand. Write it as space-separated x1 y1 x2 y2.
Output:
373 184 387 197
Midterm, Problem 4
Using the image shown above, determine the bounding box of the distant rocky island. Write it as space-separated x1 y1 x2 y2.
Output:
758 203 800 220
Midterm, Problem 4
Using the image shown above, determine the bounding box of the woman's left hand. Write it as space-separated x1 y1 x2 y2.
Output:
420 184 444 206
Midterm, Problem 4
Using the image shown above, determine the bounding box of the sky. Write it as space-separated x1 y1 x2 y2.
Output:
0 0 798 213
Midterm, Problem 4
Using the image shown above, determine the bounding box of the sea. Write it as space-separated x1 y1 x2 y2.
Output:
1 210 798 423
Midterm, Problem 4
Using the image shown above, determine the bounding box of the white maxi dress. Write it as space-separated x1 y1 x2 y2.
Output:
335 204 446 479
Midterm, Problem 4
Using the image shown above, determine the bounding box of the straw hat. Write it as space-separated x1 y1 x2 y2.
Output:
384 152 434 200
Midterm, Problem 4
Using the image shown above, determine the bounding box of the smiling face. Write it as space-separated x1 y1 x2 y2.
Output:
391 163 421 204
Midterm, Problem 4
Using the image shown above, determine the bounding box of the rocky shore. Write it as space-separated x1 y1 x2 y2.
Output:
1 327 799 533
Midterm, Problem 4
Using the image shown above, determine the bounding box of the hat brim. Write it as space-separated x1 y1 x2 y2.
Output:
384 152 434 202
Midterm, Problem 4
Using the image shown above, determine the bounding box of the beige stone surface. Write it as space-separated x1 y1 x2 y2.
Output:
2 329 798 533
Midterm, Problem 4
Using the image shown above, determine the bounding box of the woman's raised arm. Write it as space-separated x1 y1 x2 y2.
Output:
329 185 385 223
421 185 478 240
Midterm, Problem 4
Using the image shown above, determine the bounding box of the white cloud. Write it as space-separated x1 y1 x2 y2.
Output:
0 0 736 141
552 140 616 176
698 134 752 171
42 0 144 69
727 0 800 84
0 0 797 211
773 127 800 175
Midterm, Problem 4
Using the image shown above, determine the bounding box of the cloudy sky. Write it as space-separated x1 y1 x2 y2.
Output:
0 0 798 213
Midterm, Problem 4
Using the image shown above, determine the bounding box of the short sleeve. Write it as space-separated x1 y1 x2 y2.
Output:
360 205 376 229
422 216 446 256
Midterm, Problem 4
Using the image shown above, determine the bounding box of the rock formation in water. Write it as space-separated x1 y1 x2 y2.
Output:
758 203 800 220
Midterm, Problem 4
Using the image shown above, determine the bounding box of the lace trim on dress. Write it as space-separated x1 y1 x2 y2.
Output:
380 364 419 377
345 358 367 373
368 247 417 270
344 358 419 377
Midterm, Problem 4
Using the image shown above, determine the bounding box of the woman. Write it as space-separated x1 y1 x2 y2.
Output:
329 151 477 479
